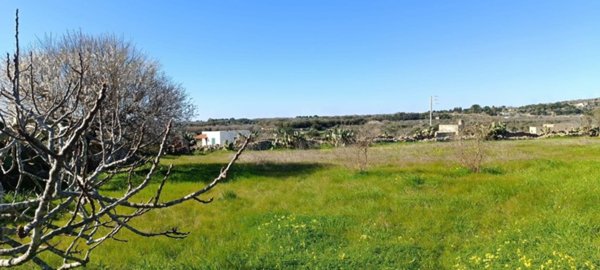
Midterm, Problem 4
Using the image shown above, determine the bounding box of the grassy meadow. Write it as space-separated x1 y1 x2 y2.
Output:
33 138 600 269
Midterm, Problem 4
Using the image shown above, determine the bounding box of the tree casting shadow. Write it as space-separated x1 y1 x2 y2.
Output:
103 162 326 190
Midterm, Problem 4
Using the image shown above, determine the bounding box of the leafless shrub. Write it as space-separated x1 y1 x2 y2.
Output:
0 11 247 269
455 124 488 173
352 122 382 172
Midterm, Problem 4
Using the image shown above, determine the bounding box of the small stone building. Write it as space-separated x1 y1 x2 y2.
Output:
435 120 464 139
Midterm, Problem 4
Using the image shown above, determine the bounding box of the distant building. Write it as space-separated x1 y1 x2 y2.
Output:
438 124 460 135
195 130 251 147
435 120 464 138
529 123 578 135
529 126 538 135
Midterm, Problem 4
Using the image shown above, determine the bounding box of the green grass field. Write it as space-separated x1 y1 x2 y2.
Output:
36 138 600 269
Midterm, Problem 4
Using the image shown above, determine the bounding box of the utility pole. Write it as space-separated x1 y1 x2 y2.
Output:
429 95 438 127
430 96 433 126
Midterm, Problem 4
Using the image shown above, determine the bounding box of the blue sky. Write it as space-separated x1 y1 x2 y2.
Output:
1 1 599 120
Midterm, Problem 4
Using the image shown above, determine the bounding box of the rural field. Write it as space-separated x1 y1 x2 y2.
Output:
30 137 595 269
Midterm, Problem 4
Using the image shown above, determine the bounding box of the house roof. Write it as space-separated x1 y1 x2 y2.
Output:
194 134 208 140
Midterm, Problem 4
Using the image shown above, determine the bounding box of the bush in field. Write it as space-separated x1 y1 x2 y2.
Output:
353 122 382 172
411 126 436 140
486 122 508 140
326 128 355 147
455 124 488 173
273 128 310 149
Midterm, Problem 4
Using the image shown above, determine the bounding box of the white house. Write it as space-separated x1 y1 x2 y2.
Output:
195 130 251 147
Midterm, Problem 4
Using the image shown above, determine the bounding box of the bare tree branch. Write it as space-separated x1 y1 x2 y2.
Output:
0 11 247 269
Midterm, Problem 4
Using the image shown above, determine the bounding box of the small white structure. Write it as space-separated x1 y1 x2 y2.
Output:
195 130 250 147
436 120 464 138
530 123 574 135
438 124 461 135
529 126 538 135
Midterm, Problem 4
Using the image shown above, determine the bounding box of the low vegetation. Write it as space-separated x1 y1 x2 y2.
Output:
13 137 597 269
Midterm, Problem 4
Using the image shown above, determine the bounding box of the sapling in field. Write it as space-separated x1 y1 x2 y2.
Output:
455 123 488 173
353 122 381 172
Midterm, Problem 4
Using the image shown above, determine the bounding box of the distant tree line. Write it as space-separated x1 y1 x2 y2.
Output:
515 102 585 115
204 118 256 125
440 102 586 116
189 100 594 132
191 112 431 131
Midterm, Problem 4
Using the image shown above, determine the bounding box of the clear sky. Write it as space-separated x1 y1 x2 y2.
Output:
1 1 599 120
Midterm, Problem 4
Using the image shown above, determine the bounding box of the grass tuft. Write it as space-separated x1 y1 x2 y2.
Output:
221 190 238 200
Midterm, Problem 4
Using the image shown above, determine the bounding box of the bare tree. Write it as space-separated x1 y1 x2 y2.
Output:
353 122 381 172
0 11 248 269
11 28 195 153
455 123 487 173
